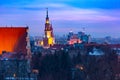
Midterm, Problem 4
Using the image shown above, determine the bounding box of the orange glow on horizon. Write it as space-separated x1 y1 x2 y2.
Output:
0 27 27 54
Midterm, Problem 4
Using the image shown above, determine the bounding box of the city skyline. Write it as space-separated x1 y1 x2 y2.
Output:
0 0 120 38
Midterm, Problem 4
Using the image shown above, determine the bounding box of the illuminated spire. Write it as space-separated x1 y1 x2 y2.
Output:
46 8 49 19
46 8 49 24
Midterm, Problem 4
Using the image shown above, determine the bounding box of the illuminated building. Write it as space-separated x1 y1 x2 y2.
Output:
0 27 36 79
42 8 55 48
67 31 90 45
68 34 82 45
0 27 31 59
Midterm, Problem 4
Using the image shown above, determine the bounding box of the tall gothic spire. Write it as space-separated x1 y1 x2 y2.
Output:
43 8 55 48
46 8 49 23
46 8 49 19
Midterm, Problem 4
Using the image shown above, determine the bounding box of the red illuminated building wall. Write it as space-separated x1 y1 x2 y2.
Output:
0 27 28 54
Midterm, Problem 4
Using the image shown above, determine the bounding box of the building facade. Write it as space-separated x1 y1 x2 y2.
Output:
0 27 31 57
42 9 55 48
67 31 90 45
0 27 34 79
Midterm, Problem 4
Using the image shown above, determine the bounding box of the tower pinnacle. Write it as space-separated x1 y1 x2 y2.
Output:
43 8 55 48
46 8 49 24
46 8 49 19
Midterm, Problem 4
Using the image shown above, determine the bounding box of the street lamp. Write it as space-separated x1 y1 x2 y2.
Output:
13 73 16 79
76 64 84 71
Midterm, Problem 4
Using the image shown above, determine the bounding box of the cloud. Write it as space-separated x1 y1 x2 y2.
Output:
1 2 120 23
17 3 120 22
50 9 120 22
0 2 120 37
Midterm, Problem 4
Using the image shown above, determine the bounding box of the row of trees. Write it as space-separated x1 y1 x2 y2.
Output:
32 45 118 80
32 50 72 80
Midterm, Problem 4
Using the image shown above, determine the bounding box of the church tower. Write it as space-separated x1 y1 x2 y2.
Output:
43 8 55 48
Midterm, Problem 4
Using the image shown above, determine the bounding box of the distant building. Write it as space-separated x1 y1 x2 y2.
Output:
67 31 90 45
41 8 55 48
89 47 104 55
68 34 82 45
55 35 67 45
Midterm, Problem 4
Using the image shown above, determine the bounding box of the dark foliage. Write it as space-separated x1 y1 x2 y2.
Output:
32 46 118 80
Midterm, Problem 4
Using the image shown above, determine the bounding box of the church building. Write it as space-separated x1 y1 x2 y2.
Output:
42 8 55 48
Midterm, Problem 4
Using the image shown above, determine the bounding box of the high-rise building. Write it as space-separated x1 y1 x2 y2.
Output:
43 8 55 48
